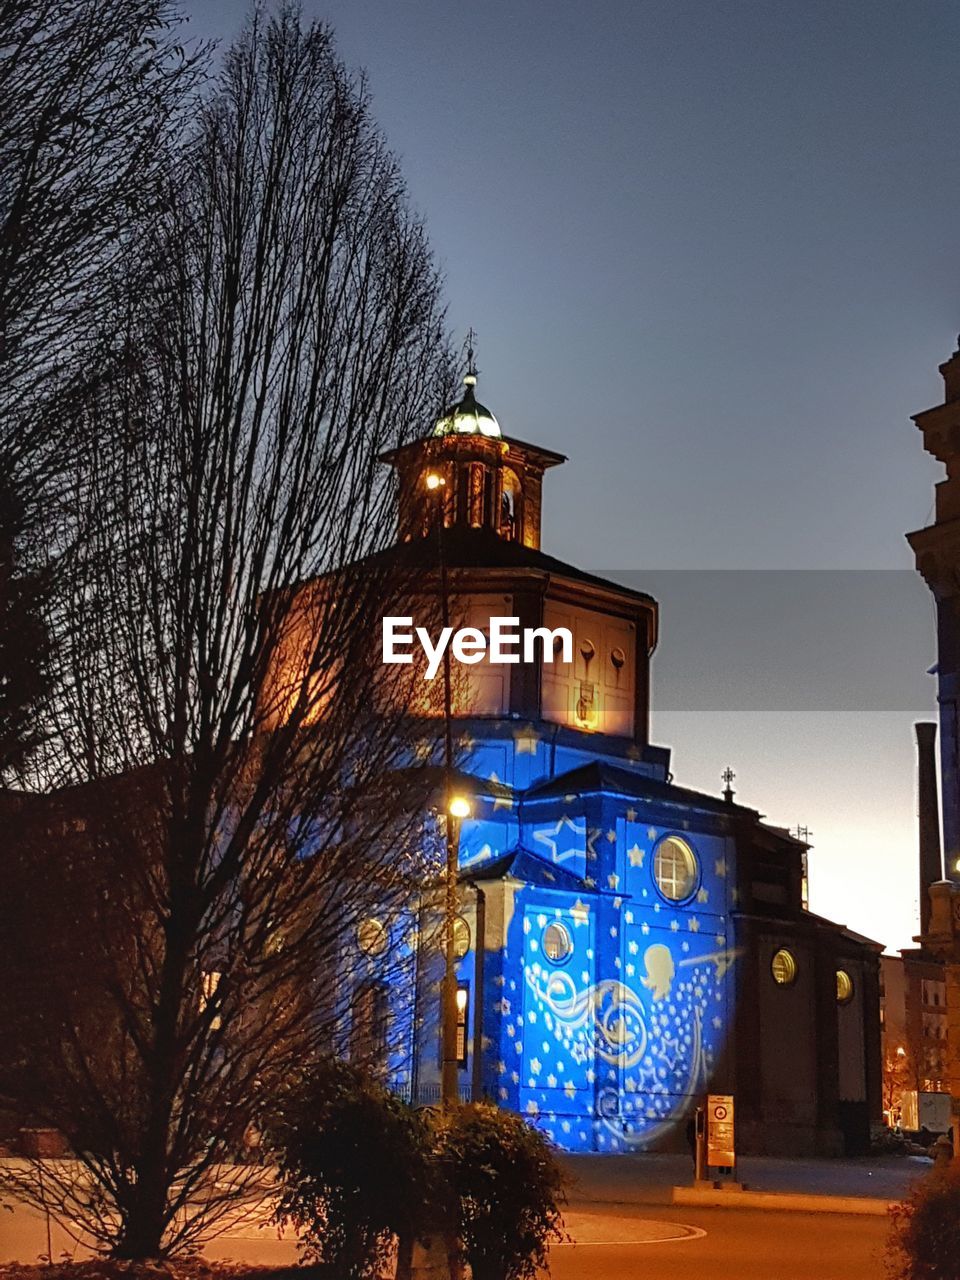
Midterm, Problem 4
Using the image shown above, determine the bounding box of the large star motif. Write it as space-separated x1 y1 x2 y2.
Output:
607 873 620 890
626 808 637 822
627 844 645 868
564 1079 577 1099
696 887 709 904
715 857 728 878
533 815 586 864
689 917 701 933
659 1036 680 1070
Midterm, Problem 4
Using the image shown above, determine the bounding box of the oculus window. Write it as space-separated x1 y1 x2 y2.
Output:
543 921 573 964
771 948 798 986
653 835 699 902
453 915 471 961
357 917 388 957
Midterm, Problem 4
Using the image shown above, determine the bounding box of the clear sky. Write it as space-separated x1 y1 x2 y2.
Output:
183 0 960 951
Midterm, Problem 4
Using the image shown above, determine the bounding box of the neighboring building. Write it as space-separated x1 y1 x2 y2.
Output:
281 368 883 1156
880 951 948 1123
908 339 960 887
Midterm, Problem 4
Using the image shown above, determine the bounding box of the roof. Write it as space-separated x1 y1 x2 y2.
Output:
800 909 884 952
524 760 758 819
381 526 657 610
460 845 596 892
433 376 501 439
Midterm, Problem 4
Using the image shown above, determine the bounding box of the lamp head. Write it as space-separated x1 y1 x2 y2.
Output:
448 794 471 820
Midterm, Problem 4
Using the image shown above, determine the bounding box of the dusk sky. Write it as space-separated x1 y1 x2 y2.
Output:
186 0 960 952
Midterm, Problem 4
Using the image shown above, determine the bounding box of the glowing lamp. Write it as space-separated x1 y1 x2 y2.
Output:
954 856 960 874
455 987 468 1012
425 472 445 491
448 794 471 819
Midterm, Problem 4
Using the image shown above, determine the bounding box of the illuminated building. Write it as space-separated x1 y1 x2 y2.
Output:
324 368 883 1155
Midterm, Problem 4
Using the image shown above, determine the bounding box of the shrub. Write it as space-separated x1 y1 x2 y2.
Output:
435 1103 568 1280
889 1163 960 1280
264 1057 438 1280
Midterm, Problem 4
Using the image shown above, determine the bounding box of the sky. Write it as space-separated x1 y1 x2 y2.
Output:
182 0 960 951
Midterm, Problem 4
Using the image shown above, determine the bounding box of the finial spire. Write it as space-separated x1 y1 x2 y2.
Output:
464 327 478 387
721 765 736 804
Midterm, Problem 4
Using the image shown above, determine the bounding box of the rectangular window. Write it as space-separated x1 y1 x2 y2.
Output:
351 981 388 1065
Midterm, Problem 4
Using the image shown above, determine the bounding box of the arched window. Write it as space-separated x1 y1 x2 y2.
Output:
500 467 522 540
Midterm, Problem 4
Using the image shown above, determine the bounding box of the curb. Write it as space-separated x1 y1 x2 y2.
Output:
672 1185 894 1216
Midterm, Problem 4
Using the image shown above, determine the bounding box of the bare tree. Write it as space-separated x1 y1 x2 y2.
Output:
0 4 452 1259
0 0 204 781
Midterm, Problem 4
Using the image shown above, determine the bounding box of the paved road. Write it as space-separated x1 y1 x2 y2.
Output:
1 1195 892 1279
550 1204 889 1280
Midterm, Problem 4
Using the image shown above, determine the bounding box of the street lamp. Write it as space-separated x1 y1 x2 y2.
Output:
441 790 471 1105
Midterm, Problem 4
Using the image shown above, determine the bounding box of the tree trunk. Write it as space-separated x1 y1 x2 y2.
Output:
112 1178 170 1259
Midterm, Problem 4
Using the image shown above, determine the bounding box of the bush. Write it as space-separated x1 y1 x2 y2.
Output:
889 1163 960 1279
264 1058 439 1280
435 1103 568 1280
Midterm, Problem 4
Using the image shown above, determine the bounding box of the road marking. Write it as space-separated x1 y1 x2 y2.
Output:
553 1222 707 1247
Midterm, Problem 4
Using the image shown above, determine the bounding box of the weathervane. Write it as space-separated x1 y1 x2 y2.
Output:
464 327 478 382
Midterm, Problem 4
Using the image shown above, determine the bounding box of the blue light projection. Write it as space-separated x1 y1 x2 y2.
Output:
367 727 738 1151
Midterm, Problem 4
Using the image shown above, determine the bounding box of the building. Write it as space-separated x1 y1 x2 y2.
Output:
289 367 883 1156
906 339 960 1147
877 726 949 1124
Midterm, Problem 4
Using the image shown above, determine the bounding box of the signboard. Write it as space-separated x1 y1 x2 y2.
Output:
706 1093 735 1167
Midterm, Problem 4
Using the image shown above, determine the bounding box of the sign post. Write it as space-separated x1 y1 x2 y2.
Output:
706 1093 736 1178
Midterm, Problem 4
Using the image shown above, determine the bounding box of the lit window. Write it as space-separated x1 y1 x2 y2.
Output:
836 970 854 1005
456 984 469 1066
771 948 798 986
453 915 471 961
653 836 699 902
357 917 388 956
543 921 573 963
200 970 222 1030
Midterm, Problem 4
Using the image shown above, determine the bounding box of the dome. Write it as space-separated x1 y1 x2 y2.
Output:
433 374 501 439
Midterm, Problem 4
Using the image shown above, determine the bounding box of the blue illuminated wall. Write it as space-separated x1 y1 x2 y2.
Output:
378 722 740 1153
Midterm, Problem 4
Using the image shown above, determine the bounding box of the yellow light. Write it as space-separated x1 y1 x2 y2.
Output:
425 472 444 490
953 857 960 874
896 1045 906 1058
456 987 468 1012
448 794 471 819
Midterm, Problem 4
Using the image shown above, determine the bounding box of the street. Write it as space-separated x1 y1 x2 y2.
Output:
552 1205 889 1280
0 1193 892 1279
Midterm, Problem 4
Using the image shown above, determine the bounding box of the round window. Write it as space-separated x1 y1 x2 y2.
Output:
652 836 699 902
453 915 471 960
836 969 854 1004
357 917 388 957
771 948 798 986
543 921 573 964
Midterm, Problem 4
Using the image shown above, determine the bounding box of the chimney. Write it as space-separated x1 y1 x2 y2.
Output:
916 721 943 935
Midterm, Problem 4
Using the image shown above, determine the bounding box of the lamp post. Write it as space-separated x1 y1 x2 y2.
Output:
426 469 472 1108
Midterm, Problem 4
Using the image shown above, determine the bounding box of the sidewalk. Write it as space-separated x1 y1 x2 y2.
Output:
560 1151 933 1212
